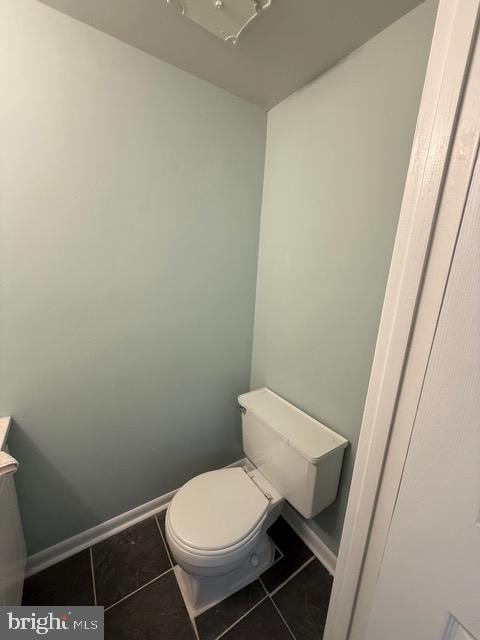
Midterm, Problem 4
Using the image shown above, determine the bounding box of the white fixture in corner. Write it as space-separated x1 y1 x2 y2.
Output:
166 0 271 44
0 417 26 606
166 387 347 613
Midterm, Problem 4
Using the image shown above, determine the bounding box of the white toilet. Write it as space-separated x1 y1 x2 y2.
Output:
166 387 348 612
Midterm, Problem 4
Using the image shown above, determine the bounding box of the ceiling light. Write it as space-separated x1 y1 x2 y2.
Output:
166 0 271 44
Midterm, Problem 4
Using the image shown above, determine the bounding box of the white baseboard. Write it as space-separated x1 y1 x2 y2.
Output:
26 489 176 578
282 503 337 575
26 458 337 579
26 458 245 578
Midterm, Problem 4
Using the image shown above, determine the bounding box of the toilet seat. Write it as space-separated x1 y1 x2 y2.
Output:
167 510 264 556
166 467 269 564
166 515 266 571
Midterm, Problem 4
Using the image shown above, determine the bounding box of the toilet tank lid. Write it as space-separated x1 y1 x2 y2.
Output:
238 388 348 464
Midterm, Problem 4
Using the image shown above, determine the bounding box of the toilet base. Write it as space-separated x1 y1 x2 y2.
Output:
174 533 274 617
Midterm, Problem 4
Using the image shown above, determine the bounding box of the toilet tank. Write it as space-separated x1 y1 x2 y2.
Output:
238 388 348 519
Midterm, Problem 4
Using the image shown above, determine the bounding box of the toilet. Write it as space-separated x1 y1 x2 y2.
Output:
166 387 348 612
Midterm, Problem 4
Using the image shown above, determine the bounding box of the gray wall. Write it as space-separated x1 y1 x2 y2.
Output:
0 0 266 555
251 0 437 553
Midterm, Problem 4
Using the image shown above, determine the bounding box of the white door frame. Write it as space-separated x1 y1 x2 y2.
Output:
324 1 480 638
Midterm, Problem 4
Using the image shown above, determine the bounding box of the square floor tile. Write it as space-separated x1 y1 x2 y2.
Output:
261 517 313 593
273 559 333 640
196 580 265 640
221 598 292 640
22 549 94 606
92 517 170 608
105 571 196 640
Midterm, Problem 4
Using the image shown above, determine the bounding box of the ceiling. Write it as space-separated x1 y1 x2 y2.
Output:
39 0 424 110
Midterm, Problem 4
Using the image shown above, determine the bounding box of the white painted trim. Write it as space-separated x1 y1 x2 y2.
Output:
26 488 177 578
350 24 480 640
324 1 480 639
26 458 245 578
281 503 337 576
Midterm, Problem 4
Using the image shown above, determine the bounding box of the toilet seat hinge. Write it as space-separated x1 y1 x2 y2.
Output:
243 467 273 502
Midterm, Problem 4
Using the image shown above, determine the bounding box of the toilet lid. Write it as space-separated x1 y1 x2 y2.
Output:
168 468 269 552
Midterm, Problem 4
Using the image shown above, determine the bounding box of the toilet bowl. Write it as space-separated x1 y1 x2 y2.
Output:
166 387 348 613
166 466 283 611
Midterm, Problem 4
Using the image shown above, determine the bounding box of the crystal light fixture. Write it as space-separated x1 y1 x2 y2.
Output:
166 0 272 44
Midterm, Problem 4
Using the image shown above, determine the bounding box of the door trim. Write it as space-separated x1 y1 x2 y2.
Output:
324 1 480 638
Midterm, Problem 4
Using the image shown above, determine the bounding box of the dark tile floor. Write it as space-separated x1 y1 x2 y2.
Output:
23 513 333 640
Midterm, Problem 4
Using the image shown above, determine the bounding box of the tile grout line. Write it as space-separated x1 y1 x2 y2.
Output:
97 514 309 637
200 544 285 640
259 578 297 640
184 592 200 640
177 577 200 640
269 596 297 640
271 541 285 565
202 535 312 640
171 566 200 640
260 579 296 640
155 513 174 568
212 594 269 640
269 555 315 597
187 607 200 640
89 548 97 607
104 567 173 612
